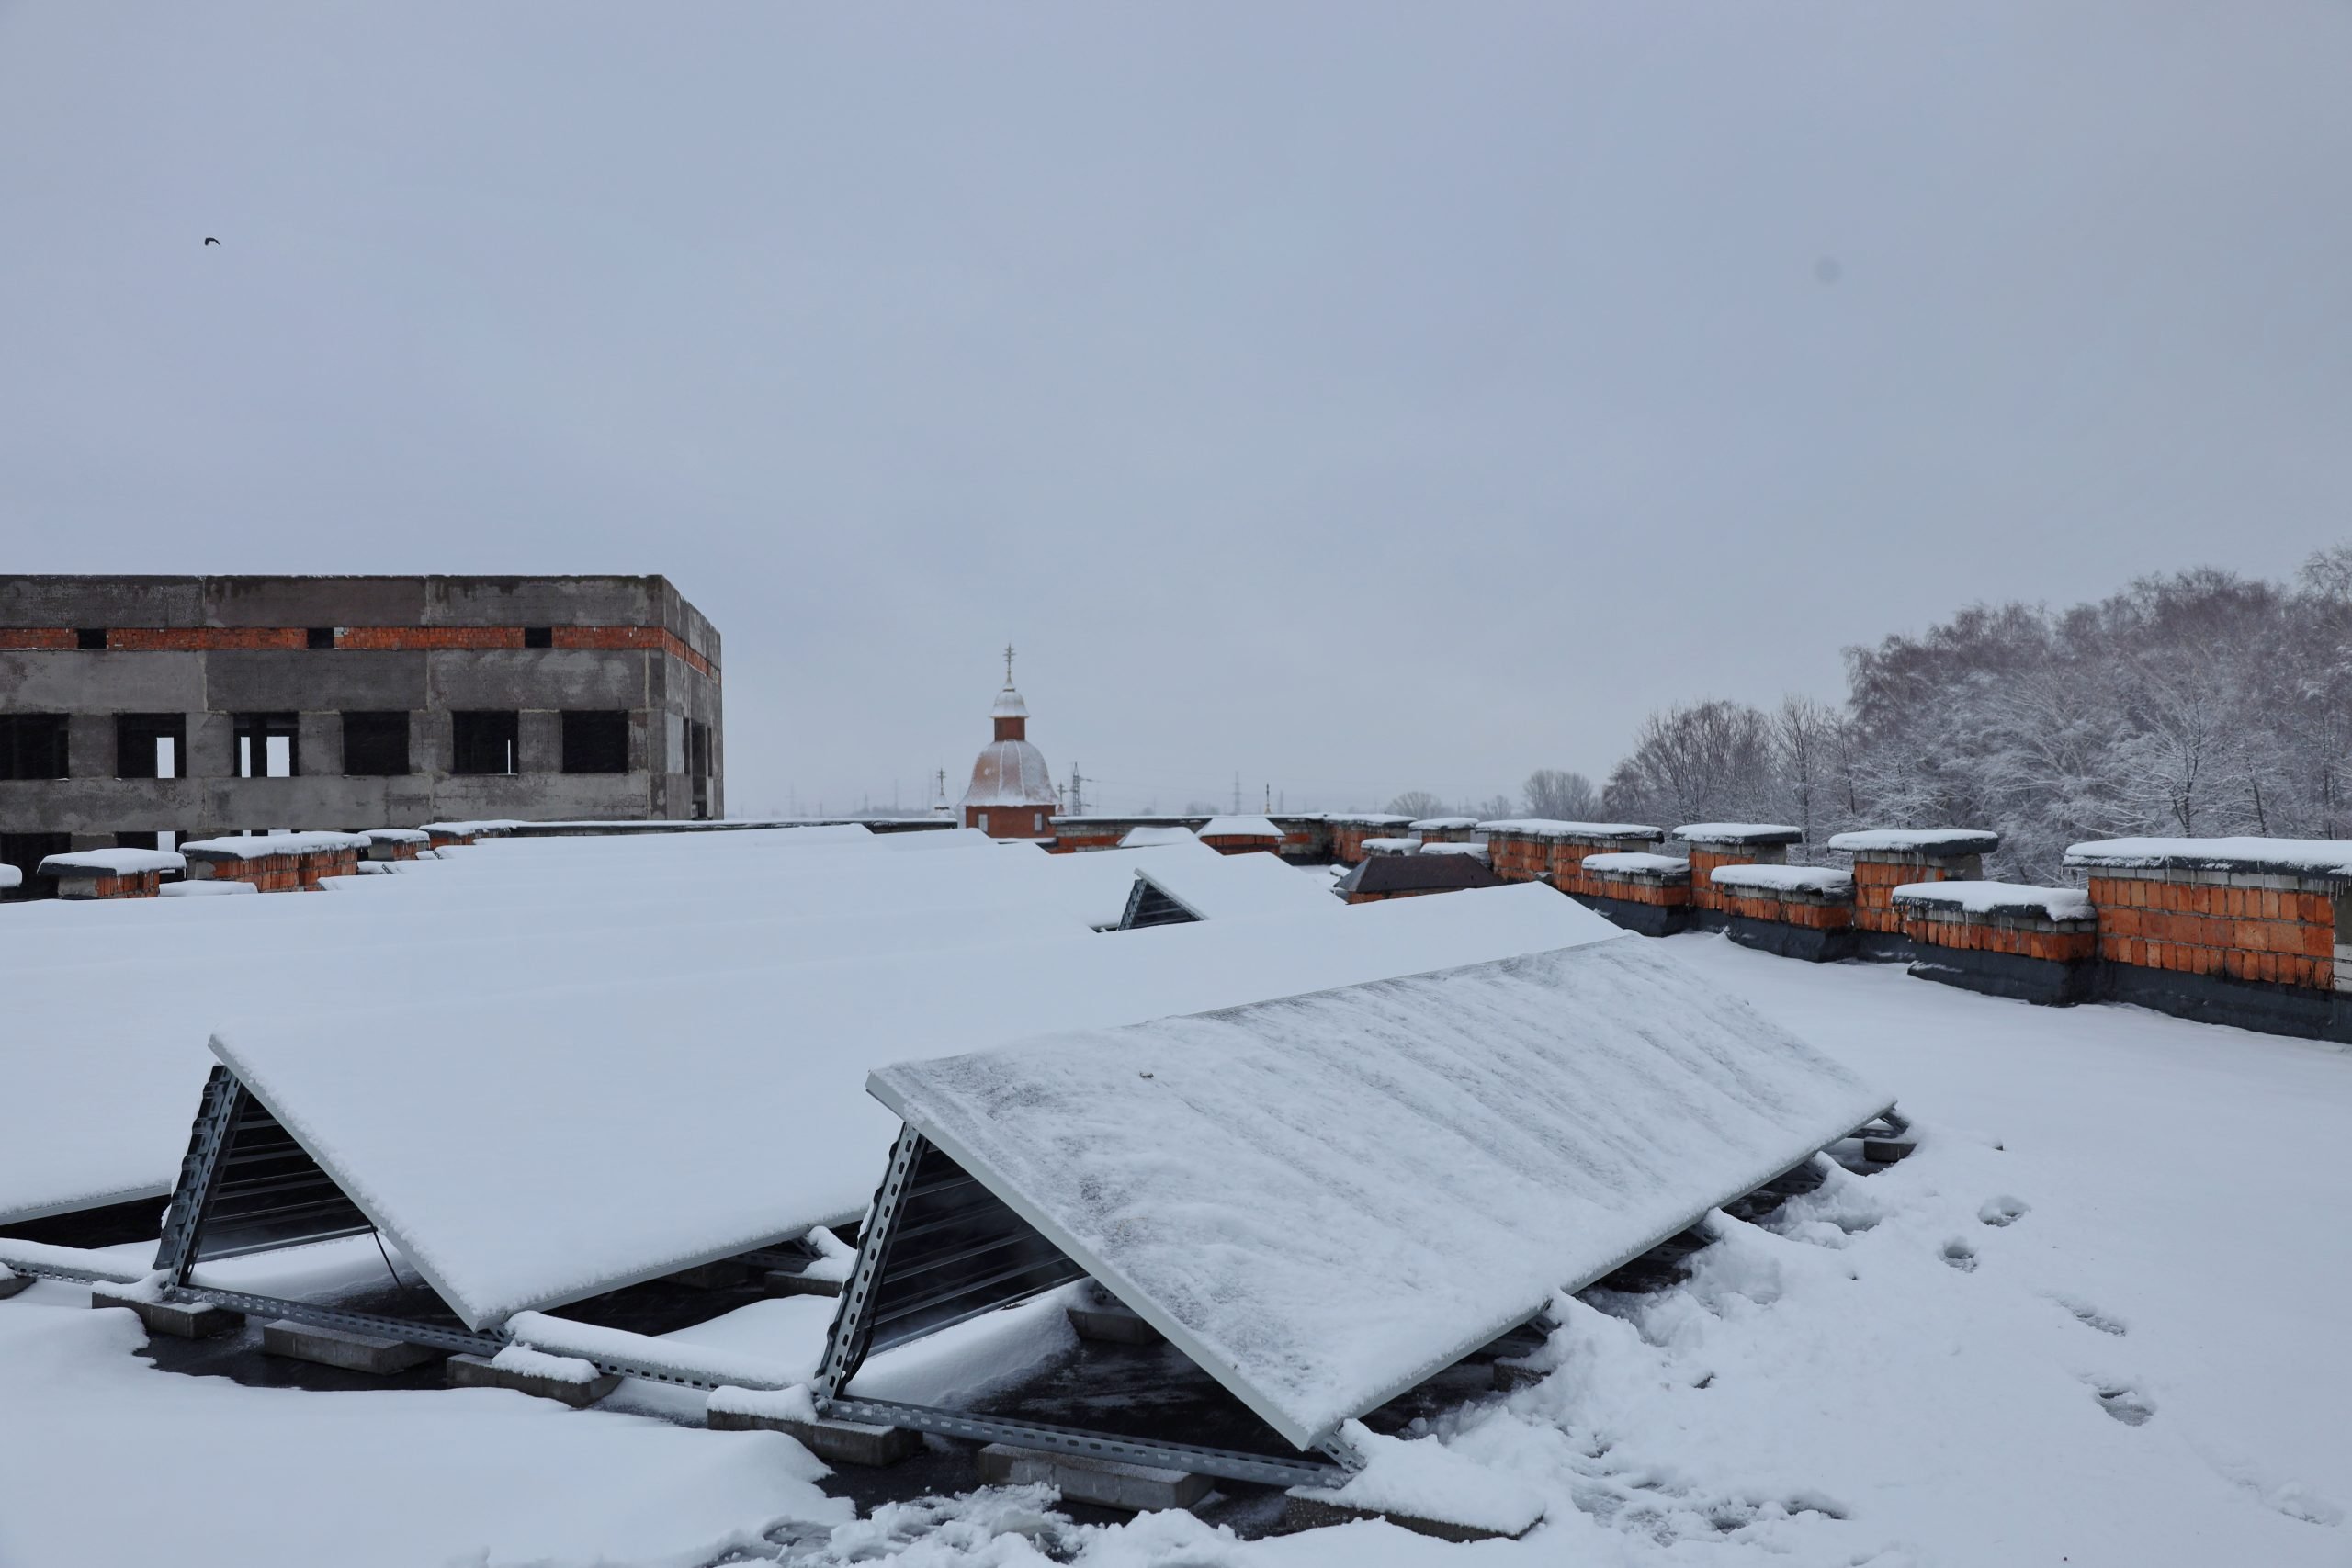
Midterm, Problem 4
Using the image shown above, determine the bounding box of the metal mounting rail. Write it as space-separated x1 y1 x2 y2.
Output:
0 1255 146 1288
822 1396 1346 1489
166 1287 505 1356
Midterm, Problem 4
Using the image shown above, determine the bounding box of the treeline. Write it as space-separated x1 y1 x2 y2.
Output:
1596 548 2352 881
1390 548 2352 882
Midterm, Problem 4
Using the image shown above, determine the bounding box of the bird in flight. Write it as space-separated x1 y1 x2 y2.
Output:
203 237 220 246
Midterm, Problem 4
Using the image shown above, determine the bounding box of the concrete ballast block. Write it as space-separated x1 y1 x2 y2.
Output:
90 1287 243 1339
706 1409 921 1467
0 1272 36 1301
262 1318 443 1374
446 1353 619 1408
1068 1299 1163 1346
975 1444 1212 1513
761 1268 843 1298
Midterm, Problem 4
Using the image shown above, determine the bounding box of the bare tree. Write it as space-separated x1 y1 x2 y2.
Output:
1385 790 1452 818
1521 769 1600 821
1466 793 1521 822
1603 699 1775 827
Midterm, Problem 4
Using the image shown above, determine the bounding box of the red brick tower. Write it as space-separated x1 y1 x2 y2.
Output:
958 646 1058 840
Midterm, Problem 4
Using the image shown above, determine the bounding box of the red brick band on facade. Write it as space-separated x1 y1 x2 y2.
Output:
2086 874 2336 989
0 625 718 680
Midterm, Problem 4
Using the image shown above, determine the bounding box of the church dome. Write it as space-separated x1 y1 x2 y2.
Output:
958 647 1058 835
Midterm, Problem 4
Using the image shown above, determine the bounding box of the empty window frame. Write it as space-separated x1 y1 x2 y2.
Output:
74 628 106 650
0 832 72 899
306 626 335 649
522 626 553 649
341 712 410 776
115 713 186 780
0 715 71 780
450 711 518 776
232 714 300 778
560 710 629 774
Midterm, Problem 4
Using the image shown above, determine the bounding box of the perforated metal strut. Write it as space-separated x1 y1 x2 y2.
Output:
825 1396 1349 1489
815 1122 926 1398
153 1066 244 1280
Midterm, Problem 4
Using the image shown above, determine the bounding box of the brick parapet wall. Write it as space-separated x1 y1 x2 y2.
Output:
1720 886 1855 931
187 847 359 892
1687 845 1785 913
1902 905 2098 964
1199 833 1280 856
1850 851 1984 934
2085 869 2344 991
54 869 164 899
1486 830 1663 894
1585 872 1691 909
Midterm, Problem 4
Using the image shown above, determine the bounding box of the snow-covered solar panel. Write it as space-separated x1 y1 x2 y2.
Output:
1128 849 1339 923
204 884 1620 1328
867 939 1891 1450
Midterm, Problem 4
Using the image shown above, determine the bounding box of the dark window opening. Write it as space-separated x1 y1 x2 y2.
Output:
523 626 553 649
687 719 712 818
451 711 518 776
74 628 107 650
306 626 336 650
0 833 72 900
115 713 186 780
116 830 160 851
0 715 71 780
232 713 300 778
341 712 410 776
561 710 629 774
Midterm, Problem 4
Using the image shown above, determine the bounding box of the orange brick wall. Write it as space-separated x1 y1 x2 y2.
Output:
1721 890 1853 931
1199 834 1278 856
1904 911 2096 963
61 870 164 899
1585 874 1690 908
1689 848 1770 913
2086 874 2337 989
1849 852 1981 933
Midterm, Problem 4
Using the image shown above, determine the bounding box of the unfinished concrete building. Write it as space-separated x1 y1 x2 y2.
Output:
0 575 721 895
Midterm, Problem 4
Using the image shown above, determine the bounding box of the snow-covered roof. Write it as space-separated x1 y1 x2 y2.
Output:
1892 881 2094 921
1034 840 1217 928
418 820 524 837
989 686 1029 720
2063 836 2352 878
201 883 1622 1328
958 739 1057 809
868 938 1891 1449
1828 829 1999 856
1580 852 1691 879
1408 817 1479 832
1362 837 1421 854
0 827 1091 1225
1712 864 1855 896
1196 815 1283 839
181 831 371 861
1325 814 1415 828
1673 823 1804 847
1116 825 1199 848
1130 849 1341 923
362 828 433 846
157 880 257 897
37 848 186 876
1418 842 1489 859
1478 818 1665 840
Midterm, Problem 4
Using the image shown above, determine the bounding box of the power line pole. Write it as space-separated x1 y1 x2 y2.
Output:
1232 772 1241 814
1068 762 1087 818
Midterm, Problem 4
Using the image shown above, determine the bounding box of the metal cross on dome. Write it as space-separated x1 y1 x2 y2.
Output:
1002 643 1016 686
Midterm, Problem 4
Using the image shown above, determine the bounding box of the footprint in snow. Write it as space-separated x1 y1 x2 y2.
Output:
1939 1238 1978 1272
1977 1195 2030 1227
2094 1382 2155 1426
2054 1297 2127 1337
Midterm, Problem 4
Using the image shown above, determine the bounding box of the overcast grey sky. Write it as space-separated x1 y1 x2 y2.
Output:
4 5 2348 815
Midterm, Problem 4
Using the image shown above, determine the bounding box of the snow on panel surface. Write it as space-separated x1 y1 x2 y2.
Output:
1197 815 1283 839
1827 829 2000 854
1581 852 1691 876
205 883 1621 1328
1892 880 2094 920
1134 847 1341 921
1712 864 1855 895
869 938 1890 1448
1672 823 1803 845
2064 836 2352 877
0 864 18 888
37 849 185 875
1116 825 1198 847
1361 837 1421 854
